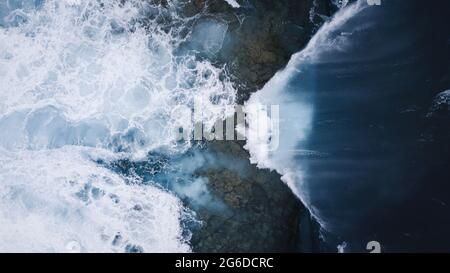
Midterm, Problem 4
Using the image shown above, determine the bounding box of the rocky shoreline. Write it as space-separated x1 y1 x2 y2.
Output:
112 0 340 253
175 0 339 252
177 0 339 101
191 141 304 252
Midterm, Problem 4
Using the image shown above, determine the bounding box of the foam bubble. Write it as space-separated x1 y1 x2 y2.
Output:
0 0 236 154
223 0 240 8
0 0 236 252
0 146 191 252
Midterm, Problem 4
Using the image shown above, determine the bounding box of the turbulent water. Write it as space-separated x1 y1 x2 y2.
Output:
245 0 450 251
0 0 237 252
2 0 449 253
243 2 363 227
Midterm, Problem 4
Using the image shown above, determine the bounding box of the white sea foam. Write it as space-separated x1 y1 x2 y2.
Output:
0 0 235 252
0 146 191 252
223 0 240 8
0 0 236 155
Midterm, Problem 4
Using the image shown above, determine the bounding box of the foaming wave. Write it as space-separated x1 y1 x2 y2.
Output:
0 0 236 252
0 0 236 154
241 1 366 230
0 146 192 252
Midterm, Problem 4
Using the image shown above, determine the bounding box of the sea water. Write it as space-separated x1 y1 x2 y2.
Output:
0 0 236 252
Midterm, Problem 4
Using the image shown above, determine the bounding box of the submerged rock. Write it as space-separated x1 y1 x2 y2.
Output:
128 0 340 252
215 0 337 102
190 141 308 252
172 0 338 101
178 0 338 252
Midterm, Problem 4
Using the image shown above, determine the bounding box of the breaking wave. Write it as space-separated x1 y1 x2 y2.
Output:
0 0 236 252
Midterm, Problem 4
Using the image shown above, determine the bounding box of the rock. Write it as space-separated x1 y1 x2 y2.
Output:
125 0 337 253
189 141 308 252
179 0 335 252
194 0 205 9
213 0 336 102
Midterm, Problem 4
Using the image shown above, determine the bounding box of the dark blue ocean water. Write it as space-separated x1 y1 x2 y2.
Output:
296 0 450 252
247 0 450 252
1 0 449 253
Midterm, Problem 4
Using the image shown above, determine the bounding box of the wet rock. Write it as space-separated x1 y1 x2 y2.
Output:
158 0 335 101
194 0 205 9
148 0 168 7
190 141 308 252
132 0 339 253
177 0 338 253
213 0 336 102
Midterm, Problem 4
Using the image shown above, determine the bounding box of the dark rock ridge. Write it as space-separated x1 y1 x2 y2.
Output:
178 0 338 252
190 141 306 252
